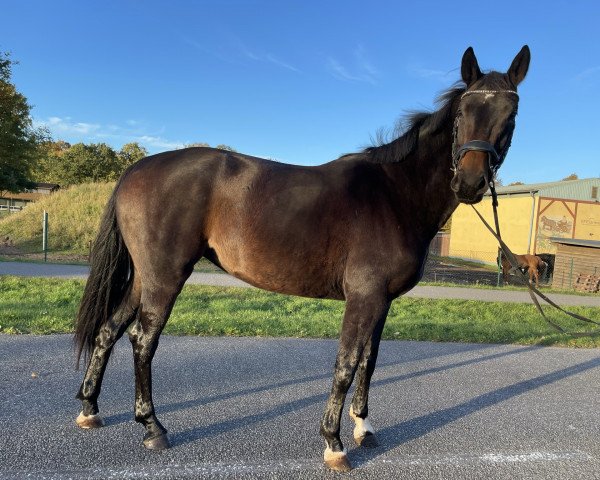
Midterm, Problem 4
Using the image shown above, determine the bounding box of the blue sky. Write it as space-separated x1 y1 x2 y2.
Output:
3 0 600 184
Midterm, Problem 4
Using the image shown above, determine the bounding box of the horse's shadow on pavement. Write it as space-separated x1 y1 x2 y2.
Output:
102 342 492 429
100 343 600 468
164 345 545 448
350 355 600 467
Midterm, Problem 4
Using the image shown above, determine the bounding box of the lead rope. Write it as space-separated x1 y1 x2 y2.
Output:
471 193 600 338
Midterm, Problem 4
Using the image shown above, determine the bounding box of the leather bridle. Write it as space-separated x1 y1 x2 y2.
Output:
451 89 518 175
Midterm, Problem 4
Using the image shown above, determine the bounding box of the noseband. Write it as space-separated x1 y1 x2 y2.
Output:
451 89 519 175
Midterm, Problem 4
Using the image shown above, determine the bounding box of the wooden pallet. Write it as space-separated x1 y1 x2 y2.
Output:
574 274 600 293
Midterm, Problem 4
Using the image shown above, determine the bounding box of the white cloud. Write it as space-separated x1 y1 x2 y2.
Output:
136 135 185 150
34 116 185 152
41 116 101 135
239 44 300 72
326 45 379 85
407 65 453 82
185 35 300 73
263 53 300 73
573 66 600 83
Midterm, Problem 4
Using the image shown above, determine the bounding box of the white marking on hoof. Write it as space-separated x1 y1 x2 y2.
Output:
76 411 104 429
349 405 374 442
323 447 351 471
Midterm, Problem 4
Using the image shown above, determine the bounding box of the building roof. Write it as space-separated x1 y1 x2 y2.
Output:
0 183 60 202
485 177 600 202
549 237 600 249
34 182 60 190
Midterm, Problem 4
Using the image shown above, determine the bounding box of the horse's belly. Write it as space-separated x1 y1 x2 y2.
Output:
207 241 344 300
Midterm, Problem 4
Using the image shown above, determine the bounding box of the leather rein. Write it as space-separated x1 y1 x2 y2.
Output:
472 195 600 337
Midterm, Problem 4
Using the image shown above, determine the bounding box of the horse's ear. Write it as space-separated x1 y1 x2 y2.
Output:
507 45 530 87
461 47 482 86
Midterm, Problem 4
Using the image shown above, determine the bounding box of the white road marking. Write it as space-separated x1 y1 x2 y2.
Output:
2 451 592 478
373 450 592 467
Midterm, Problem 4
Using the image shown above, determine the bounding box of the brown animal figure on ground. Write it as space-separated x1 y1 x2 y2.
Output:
499 251 547 287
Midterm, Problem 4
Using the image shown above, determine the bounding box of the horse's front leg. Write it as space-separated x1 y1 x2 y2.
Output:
320 292 390 472
349 315 386 448
532 268 540 288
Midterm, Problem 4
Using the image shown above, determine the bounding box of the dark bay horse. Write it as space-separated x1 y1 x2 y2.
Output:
74 45 530 472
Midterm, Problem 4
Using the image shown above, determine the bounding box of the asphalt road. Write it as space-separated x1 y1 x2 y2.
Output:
2 260 599 306
1 335 600 479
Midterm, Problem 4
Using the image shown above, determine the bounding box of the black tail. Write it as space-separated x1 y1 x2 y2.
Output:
74 189 132 368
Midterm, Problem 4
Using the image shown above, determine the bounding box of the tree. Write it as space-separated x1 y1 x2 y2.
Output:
118 142 148 168
215 144 236 152
0 52 47 193
33 140 71 184
561 173 578 181
34 141 146 186
183 142 237 152
63 143 122 184
508 181 525 186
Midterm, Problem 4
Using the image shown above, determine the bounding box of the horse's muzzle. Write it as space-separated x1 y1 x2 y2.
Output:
450 148 491 204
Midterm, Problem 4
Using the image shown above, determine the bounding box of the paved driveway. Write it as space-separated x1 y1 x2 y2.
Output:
1 335 600 479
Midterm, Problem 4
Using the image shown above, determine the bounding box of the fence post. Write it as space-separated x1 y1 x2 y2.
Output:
497 250 502 287
42 211 48 262
569 258 574 290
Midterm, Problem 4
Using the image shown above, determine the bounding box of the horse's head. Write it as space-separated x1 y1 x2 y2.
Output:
450 45 530 204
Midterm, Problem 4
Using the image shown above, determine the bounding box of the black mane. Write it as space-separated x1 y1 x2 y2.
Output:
361 71 517 164
362 83 466 164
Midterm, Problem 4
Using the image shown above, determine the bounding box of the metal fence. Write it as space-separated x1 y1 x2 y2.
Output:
425 244 558 288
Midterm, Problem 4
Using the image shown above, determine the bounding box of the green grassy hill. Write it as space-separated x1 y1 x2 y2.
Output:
0 182 114 254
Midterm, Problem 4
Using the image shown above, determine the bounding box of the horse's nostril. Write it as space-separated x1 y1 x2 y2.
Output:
450 175 460 192
477 177 487 191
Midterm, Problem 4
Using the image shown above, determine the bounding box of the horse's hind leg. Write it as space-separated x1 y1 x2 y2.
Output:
128 279 186 450
320 292 390 472
349 315 386 448
76 276 141 428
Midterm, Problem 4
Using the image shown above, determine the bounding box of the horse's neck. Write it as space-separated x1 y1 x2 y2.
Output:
383 128 458 240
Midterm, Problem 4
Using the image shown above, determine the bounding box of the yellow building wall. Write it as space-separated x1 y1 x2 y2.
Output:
574 202 600 241
449 195 538 264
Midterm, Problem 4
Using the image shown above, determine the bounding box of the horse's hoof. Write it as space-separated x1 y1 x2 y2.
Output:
354 431 379 448
76 411 104 429
324 448 351 472
143 433 171 451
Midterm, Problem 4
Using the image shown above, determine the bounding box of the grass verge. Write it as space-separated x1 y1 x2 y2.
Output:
1 276 599 347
